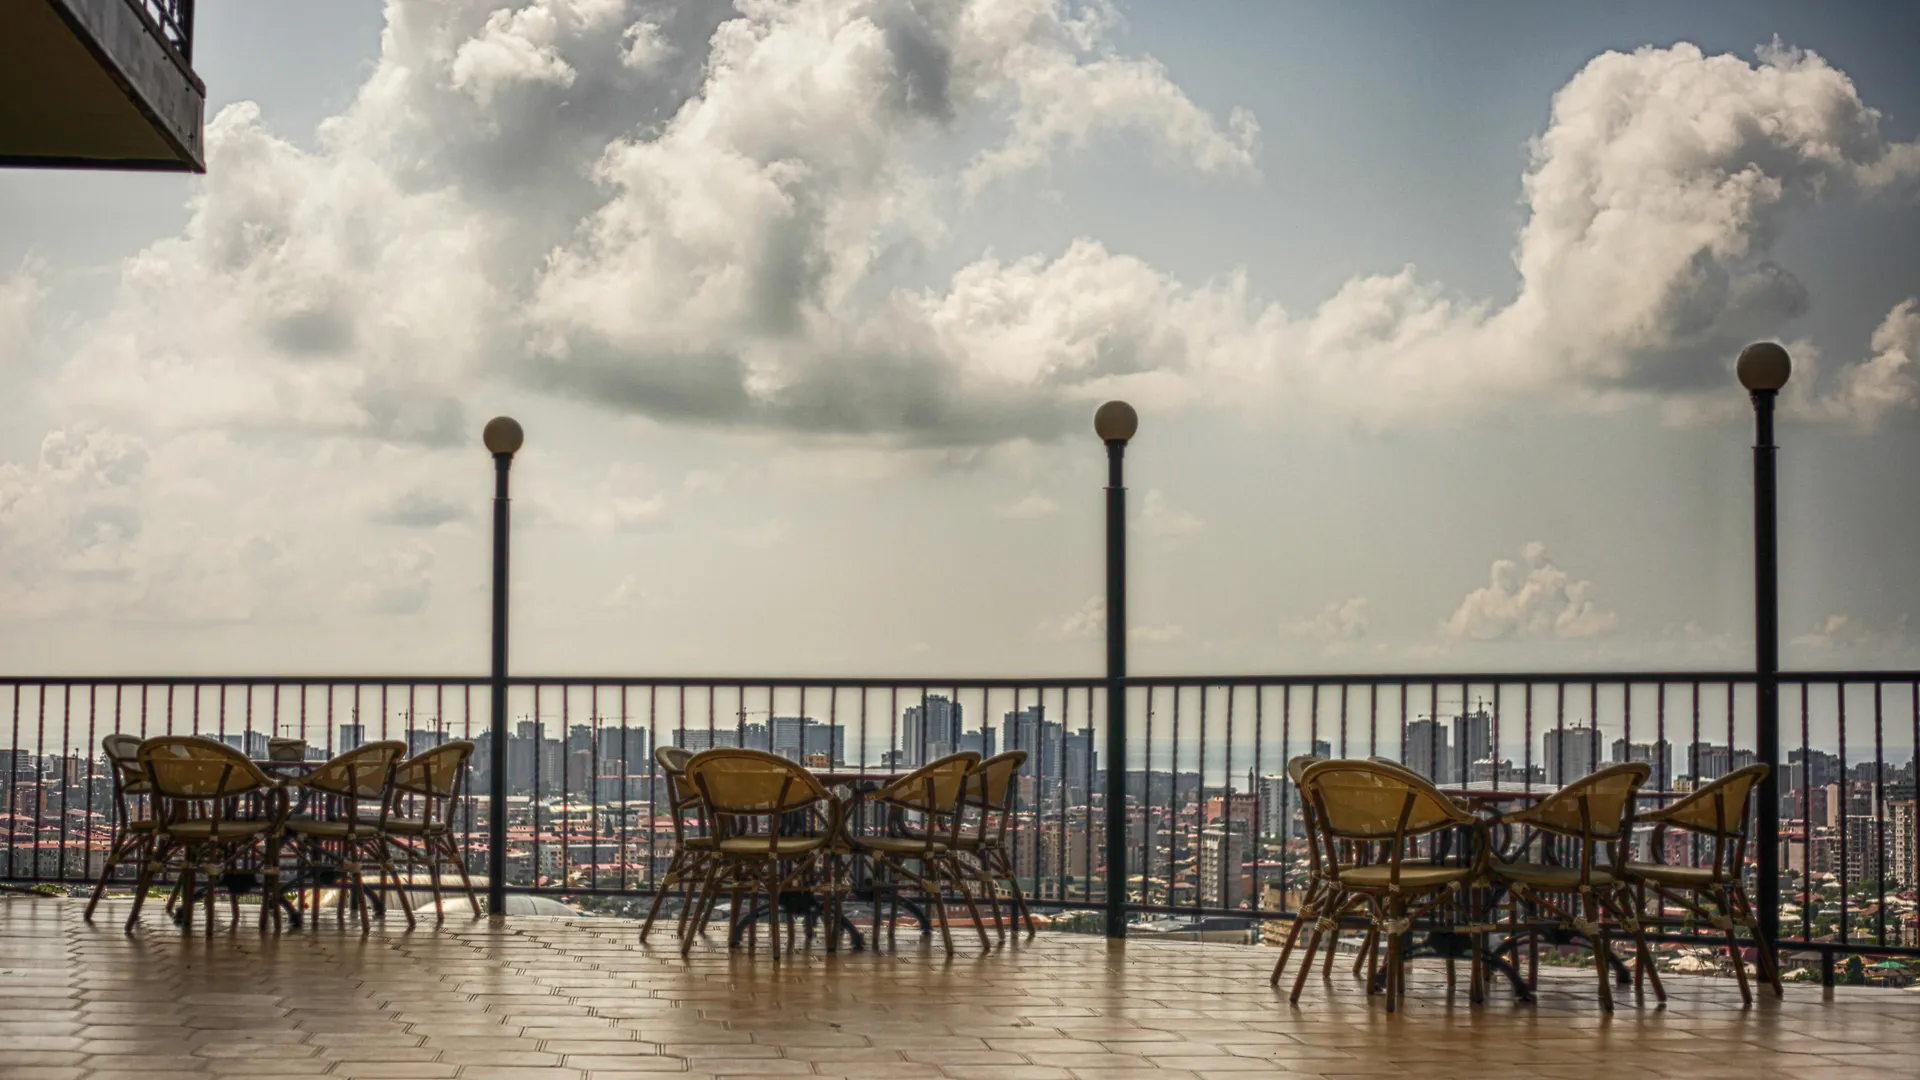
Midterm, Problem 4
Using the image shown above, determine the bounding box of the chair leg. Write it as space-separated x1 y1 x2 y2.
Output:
639 873 675 943
1288 919 1325 1005
943 857 993 950
1352 926 1377 979
375 844 415 929
424 842 446 922
1730 883 1784 998
1382 904 1402 1014
681 862 725 958
1715 887 1753 1006
203 856 219 937
1270 902 1314 985
994 849 1035 937
87 833 147 922
124 847 163 932
1610 888 1664 1003
1585 890 1613 1012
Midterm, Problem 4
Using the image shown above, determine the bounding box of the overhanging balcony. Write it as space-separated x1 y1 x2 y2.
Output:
0 0 204 172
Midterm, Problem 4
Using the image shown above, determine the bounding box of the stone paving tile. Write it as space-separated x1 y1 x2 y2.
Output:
2 895 1917 1080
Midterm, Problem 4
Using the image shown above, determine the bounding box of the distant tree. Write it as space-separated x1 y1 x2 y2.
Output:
1843 955 1867 985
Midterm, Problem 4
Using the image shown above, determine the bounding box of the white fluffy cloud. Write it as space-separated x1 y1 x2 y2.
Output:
40 13 1920 453
1442 542 1619 642
992 492 1059 519
1035 595 1180 644
1286 596 1370 641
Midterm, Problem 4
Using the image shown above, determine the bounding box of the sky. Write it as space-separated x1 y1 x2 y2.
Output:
2 0 1919 695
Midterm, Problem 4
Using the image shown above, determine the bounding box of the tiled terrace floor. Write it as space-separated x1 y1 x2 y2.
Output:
1 897 1915 1080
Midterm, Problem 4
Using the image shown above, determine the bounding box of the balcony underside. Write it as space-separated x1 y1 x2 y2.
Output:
2 895 1915 1078
0 0 204 172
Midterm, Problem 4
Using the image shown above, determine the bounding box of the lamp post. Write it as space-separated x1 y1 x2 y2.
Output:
482 416 524 917
1095 400 1138 940
1737 343 1789 953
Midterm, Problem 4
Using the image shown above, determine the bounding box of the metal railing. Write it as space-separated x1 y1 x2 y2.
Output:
130 0 196 63
5 670 1913 971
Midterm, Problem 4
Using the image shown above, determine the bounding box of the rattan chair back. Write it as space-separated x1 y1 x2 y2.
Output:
302 741 408 800
877 752 980 813
685 748 832 818
1302 758 1475 842
1644 762 1767 837
1514 762 1649 842
138 736 276 801
393 741 474 799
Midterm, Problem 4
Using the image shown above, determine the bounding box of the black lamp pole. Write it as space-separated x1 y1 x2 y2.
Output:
1737 344 1789 953
482 417 524 917
1095 401 1138 940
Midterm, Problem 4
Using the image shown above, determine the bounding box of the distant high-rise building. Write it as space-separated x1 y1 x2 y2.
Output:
596 725 649 769
243 731 272 759
1062 727 1096 804
1542 725 1598 786
672 727 741 752
958 728 997 760
1610 738 1673 788
1199 821 1249 909
902 695 963 766
338 723 367 752
1453 707 1492 779
1890 800 1917 890
1404 718 1450 784
1690 743 1757 782
407 727 447 758
769 717 844 765
1001 706 1061 787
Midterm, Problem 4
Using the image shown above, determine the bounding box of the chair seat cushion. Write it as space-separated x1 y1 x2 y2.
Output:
160 819 272 840
1491 861 1616 888
1337 864 1473 889
715 836 828 855
1623 862 1723 887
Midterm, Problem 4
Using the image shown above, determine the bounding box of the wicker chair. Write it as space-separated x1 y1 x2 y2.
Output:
638 746 715 943
1491 762 1662 1011
953 750 1033 941
845 751 989 954
83 734 155 922
283 740 412 933
680 748 843 960
1625 763 1781 1003
1291 759 1487 1011
381 740 481 920
127 737 282 934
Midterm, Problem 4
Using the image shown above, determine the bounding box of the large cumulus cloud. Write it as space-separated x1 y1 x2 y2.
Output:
35 8 1919 448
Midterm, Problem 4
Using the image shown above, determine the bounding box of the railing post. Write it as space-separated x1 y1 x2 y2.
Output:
1095 401 1138 940
1739 343 1789 954
483 417 524 917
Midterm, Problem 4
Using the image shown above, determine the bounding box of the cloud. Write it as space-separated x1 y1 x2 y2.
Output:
348 541 435 616
1286 596 1369 641
601 573 647 610
1034 595 1180 643
992 492 1059 519
29 14 1920 467
1441 542 1619 641
1037 595 1105 641
1789 613 1915 661
1139 488 1204 541
371 488 471 528
0 264 44 374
